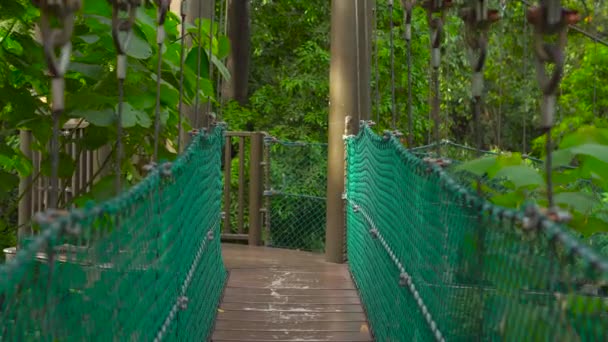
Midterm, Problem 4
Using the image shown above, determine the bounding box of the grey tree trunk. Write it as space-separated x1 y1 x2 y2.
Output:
223 0 251 107
325 0 372 264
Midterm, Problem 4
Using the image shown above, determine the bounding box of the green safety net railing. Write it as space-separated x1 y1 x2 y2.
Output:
346 124 608 341
265 137 327 252
0 126 227 341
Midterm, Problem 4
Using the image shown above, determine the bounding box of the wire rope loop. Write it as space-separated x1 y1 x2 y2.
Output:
527 2 579 127
109 0 141 57
35 0 81 79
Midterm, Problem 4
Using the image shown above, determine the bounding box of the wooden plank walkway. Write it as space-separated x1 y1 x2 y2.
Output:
212 244 373 341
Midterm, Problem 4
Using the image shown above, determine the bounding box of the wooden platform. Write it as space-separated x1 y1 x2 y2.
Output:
212 244 373 341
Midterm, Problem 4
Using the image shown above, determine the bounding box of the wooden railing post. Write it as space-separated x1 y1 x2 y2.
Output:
248 133 263 246
223 135 232 234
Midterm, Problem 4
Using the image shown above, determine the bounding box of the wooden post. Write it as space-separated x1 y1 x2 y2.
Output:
223 136 232 234
18 130 33 245
327 0 362 263
248 132 263 246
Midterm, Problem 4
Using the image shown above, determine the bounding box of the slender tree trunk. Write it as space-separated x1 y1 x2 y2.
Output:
326 0 372 263
223 0 251 107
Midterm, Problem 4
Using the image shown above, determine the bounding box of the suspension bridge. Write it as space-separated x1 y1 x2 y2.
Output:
2 0 608 341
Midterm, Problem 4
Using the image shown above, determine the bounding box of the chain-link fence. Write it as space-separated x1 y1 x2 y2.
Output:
264 138 327 252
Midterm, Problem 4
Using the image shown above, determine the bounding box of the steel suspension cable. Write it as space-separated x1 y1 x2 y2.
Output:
373 4 380 125
35 0 80 209
109 0 140 194
401 0 416 147
389 0 397 130
422 0 450 151
153 0 171 162
177 0 187 153
194 0 203 128
461 1 498 157
522 2 528 155
355 0 362 125
528 0 579 209
206 0 215 128
520 0 608 47
216 0 226 121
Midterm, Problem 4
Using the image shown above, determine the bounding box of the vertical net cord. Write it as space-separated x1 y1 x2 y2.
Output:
389 1 397 130
206 0 215 128
373 4 380 126
194 0 203 129
177 1 187 153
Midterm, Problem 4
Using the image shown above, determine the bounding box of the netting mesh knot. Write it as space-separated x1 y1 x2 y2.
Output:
177 296 189 310
143 162 157 173
399 272 411 287
160 162 173 177
369 228 379 239
207 230 214 241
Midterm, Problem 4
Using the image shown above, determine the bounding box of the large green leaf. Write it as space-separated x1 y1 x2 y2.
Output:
76 108 114 127
41 152 76 179
0 170 19 200
126 34 153 60
453 156 496 176
81 126 111 151
210 53 231 81
570 144 608 164
119 102 152 128
185 47 210 80
554 191 597 214
216 36 231 60
493 165 544 189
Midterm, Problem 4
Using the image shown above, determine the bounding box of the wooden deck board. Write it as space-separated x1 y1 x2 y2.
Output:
212 244 373 341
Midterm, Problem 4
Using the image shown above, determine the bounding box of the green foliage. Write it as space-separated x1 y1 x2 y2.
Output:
0 1 228 254
456 126 608 238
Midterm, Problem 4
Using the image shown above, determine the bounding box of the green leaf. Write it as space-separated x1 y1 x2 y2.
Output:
216 36 231 60
554 192 597 214
0 170 19 200
41 153 76 179
211 54 231 81
551 149 574 169
81 126 111 151
185 47 209 79
68 62 104 79
120 102 151 128
493 165 544 189
76 109 114 127
490 191 526 208
453 156 496 177
77 35 100 44
126 34 153 60
570 144 608 164
570 215 608 237
560 126 608 149
72 175 117 206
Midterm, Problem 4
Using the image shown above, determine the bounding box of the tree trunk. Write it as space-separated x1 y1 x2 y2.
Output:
223 0 251 107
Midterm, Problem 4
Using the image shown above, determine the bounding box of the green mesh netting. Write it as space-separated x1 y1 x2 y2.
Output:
0 127 227 341
346 124 608 341
266 138 327 252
